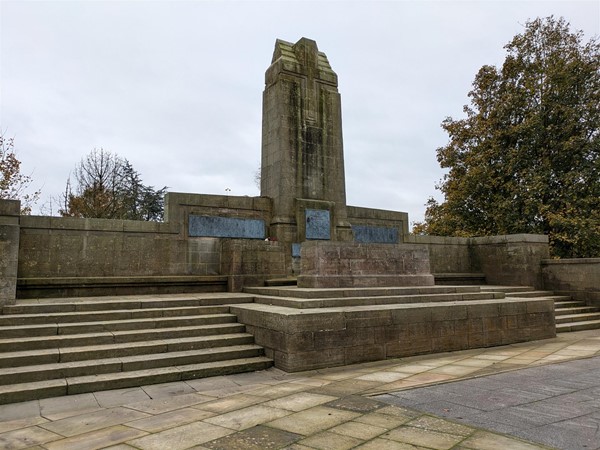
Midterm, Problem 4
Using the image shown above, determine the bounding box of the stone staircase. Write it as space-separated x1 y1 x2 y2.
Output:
0 293 272 405
481 286 600 333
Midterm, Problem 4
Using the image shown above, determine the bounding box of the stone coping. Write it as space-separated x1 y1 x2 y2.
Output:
541 258 600 265
253 291 505 309
18 275 228 287
17 276 229 299
243 285 481 299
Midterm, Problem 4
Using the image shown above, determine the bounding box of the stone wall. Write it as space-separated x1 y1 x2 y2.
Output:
13 193 273 297
471 234 549 289
406 235 472 274
407 234 550 288
542 258 600 305
221 240 287 292
0 200 21 305
18 216 197 278
231 298 555 372
347 206 408 243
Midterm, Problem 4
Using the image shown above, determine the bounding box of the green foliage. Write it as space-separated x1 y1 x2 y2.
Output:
415 17 600 258
0 135 40 214
60 148 167 221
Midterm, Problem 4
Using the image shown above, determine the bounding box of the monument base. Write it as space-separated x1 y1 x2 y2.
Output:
298 241 435 288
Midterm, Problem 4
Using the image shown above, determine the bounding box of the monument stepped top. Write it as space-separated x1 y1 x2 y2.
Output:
268 37 337 85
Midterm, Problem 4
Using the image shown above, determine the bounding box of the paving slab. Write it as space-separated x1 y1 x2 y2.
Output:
126 407 215 433
38 407 150 437
39 392 99 418
124 392 214 414
126 421 233 450
0 425 62 449
3 329 600 449
266 406 361 435
42 425 148 450
203 404 291 431
203 424 303 449
263 392 337 412
297 429 364 449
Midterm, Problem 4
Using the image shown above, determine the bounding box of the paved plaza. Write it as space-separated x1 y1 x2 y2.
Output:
1 329 600 449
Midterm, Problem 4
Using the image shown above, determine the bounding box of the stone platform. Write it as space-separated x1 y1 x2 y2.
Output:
234 286 556 372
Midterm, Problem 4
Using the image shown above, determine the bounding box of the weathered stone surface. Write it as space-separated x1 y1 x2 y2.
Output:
261 38 352 244
232 294 555 372
221 240 286 292
298 241 434 288
542 258 600 305
0 199 20 306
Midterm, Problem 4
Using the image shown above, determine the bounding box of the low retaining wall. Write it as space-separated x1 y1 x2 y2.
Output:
17 275 228 299
408 234 550 288
542 258 600 305
232 298 556 372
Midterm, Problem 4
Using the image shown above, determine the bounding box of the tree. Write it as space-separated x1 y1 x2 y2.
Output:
60 148 167 221
0 134 40 214
414 17 600 258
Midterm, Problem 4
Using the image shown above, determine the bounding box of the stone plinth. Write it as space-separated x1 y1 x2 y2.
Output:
297 241 435 288
232 297 556 372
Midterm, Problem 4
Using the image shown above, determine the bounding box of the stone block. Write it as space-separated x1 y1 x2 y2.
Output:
431 305 467 321
385 339 432 357
391 307 432 324
345 310 393 328
482 316 507 332
274 348 345 372
467 303 500 318
314 328 376 350
344 345 385 365
432 334 469 353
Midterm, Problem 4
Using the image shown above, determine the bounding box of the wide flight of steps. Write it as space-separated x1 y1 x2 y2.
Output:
482 286 600 333
0 294 272 405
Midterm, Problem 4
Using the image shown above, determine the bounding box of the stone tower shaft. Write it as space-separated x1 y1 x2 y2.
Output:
261 37 351 243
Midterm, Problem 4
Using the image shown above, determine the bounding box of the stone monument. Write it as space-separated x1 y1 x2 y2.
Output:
261 37 434 287
261 38 353 244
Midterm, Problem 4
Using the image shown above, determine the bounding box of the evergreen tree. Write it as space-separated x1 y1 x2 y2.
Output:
414 17 600 258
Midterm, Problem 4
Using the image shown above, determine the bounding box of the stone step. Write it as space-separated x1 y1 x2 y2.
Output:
433 273 486 285
0 323 247 352
0 305 234 326
254 291 504 309
554 300 587 308
244 285 482 299
504 290 556 298
0 344 265 386
0 333 255 368
0 356 273 405
4 294 254 315
264 277 297 287
555 306 600 316
557 319 600 333
0 314 239 338
480 286 535 294
555 312 600 324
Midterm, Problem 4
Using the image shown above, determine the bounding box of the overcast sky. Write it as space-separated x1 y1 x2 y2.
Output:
1 0 598 226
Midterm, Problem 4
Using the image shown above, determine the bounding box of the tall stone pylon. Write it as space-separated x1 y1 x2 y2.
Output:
261 38 352 244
